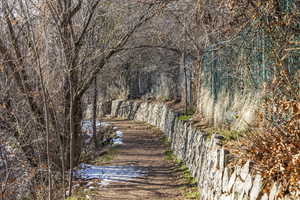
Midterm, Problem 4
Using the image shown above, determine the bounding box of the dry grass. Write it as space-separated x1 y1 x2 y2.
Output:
229 72 300 197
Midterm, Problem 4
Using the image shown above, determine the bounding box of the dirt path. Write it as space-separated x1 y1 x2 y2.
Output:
78 119 194 200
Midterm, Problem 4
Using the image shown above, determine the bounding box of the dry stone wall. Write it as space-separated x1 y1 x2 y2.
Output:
84 101 112 119
111 99 299 200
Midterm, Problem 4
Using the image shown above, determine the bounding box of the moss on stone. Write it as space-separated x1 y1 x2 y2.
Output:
178 115 193 121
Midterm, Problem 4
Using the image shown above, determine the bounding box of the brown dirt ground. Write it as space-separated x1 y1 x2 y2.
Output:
75 119 196 200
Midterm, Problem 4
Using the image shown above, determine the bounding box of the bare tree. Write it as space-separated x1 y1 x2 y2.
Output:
0 0 172 198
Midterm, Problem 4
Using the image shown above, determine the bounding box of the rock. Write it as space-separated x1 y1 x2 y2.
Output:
250 174 263 200
216 169 224 189
212 149 220 170
226 169 237 193
212 134 224 147
240 161 251 181
219 148 229 171
222 167 230 193
0 159 5 168
269 182 281 200
261 193 269 200
244 174 253 196
235 165 241 177
84 104 93 119
220 194 232 200
111 99 124 117
234 176 245 196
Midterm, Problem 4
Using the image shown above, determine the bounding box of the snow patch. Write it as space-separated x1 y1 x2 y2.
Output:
82 120 111 133
112 131 123 145
75 163 146 186
82 120 112 144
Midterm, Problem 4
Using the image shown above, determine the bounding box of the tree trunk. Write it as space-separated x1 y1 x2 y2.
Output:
92 76 99 148
63 71 83 169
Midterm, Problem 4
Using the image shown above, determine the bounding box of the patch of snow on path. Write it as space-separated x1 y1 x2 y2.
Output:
112 130 123 145
75 163 146 186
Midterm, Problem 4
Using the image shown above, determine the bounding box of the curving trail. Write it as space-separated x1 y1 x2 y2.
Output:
85 119 192 200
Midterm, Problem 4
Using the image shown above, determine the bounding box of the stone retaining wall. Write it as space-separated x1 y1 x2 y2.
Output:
84 101 112 119
111 99 299 200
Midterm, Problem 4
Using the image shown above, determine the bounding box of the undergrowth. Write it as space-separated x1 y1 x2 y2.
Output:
92 147 118 164
178 107 196 121
67 189 97 200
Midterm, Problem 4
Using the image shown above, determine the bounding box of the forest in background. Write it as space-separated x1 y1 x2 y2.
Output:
0 0 299 199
